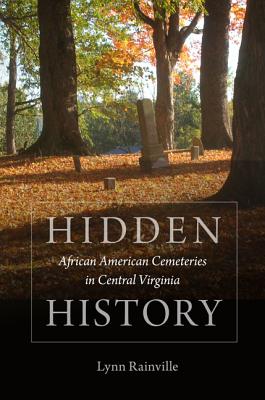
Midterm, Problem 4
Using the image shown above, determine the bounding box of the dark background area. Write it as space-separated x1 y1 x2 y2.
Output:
0 300 262 381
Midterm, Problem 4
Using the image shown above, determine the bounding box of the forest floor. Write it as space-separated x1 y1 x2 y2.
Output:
0 150 264 299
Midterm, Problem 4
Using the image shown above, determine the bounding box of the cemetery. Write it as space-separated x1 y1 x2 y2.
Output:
0 1 264 340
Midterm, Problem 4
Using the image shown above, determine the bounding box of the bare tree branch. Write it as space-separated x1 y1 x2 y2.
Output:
78 105 106 117
193 27 203 34
15 101 39 114
133 0 155 28
15 97 40 107
180 12 202 41
169 10 180 34
167 9 180 51
4 14 37 21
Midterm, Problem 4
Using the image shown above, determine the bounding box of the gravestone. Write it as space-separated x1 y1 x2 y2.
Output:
104 177 116 190
36 115 43 138
137 99 169 172
73 156 82 173
192 137 204 156
191 146 200 161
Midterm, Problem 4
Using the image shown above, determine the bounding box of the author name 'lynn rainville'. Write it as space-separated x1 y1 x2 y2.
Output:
97 360 179 374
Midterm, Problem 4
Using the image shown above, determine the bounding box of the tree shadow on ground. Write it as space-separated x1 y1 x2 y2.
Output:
1 201 264 300
0 159 231 186
0 155 53 170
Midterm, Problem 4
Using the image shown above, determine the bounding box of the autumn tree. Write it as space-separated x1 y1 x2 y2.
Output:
72 0 150 115
0 1 18 154
5 21 17 154
217 0 265 205
200 0 232 149
0 0 40 154
0 1 33 154
133 0 203 150
27 0 89 155
174 73 201 148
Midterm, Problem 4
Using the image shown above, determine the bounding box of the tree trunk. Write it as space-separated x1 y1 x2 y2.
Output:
200 0 232 149
217 0 265 206
5 30 17 155
26 0 89 156
133 2 201 151
153 23 175 150
155 55 175 150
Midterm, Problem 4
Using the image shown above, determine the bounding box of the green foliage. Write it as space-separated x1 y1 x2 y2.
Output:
81 91 141 153
0 0 203 155
155 0 206 16
72 0 147 100
77 73 201 154
0 0 39 154
0 0 39 90
0 85 39 153
174 73 201 148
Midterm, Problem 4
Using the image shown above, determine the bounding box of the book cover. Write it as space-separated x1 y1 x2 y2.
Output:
0 0 263 380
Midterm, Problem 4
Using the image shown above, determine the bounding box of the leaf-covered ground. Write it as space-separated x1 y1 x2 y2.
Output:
0 150 264 299
0 150 230 217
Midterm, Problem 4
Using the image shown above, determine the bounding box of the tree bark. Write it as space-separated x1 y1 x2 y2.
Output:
26 0 89 156
217 0 265 206
153 22 175 150
200 0 232 149
5 30 17 155
134 1 201 151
